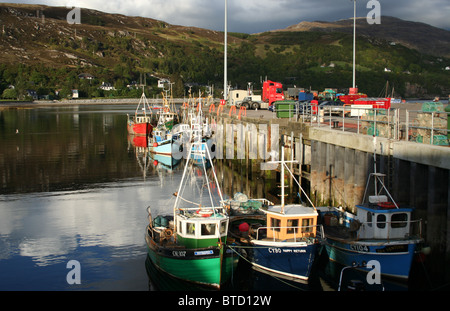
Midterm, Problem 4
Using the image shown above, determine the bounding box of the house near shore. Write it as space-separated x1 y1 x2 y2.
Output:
99 82 115 91
26 89 38 100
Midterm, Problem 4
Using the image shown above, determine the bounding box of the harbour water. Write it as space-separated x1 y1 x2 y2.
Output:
0 104 445 291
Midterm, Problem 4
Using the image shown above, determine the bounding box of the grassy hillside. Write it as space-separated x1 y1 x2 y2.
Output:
0 3 449 100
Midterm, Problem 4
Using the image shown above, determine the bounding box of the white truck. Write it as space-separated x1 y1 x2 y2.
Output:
238 95 268 110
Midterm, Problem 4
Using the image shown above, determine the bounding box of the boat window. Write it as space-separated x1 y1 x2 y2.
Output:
287 219 299 234
220 221 227 235
186 222 195 236
201 223 216 236
391 213 408 228
367 212 372 227
178 220 184 235
271 218 281 232
301 218 313 233
377 214 386 229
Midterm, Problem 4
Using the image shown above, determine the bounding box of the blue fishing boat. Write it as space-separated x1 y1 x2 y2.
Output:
148 124 190 156
318 138 423 281
228 145 324 284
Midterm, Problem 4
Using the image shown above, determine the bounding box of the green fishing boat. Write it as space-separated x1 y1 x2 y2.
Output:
145 140 237 289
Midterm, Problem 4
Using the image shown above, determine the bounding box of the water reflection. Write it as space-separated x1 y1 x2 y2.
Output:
0 105 181 290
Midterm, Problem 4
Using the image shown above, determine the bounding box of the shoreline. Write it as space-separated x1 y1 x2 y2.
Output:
0 97 189 109
0 97 447 110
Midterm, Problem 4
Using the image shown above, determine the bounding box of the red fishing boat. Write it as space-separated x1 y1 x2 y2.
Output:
127 90 153 136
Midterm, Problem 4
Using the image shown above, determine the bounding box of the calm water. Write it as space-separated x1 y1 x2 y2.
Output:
0 104 185 290
0 104 442 291
0 104 293 291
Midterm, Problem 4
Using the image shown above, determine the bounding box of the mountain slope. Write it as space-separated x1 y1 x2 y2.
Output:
0 3 449 99
276 16 450 58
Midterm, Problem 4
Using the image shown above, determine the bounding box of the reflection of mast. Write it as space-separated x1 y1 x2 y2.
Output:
135 146 150 180
127 134 151 180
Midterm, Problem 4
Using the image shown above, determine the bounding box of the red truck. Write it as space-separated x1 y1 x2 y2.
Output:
263 80 285 106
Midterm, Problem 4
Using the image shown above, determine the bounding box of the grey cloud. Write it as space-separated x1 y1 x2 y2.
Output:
7 0 450 32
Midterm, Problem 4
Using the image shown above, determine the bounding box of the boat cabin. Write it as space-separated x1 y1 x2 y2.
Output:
175 210 228 248
134 115 151 123
265 205 318 241
355 195 414 240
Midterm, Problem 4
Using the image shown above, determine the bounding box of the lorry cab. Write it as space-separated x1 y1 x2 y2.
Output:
263 80 284 105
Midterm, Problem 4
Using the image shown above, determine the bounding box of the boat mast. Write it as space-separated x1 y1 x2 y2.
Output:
352 0 356 89
224 0 228 101
280 142 285 213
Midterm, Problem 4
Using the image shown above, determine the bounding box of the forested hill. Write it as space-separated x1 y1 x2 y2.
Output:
0 3 449 100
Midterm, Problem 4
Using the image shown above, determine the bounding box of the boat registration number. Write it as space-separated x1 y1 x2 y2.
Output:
172 250 187 257
350 244 369 252
268 248 306 254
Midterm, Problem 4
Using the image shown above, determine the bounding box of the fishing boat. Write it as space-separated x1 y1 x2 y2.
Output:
318 137 423 281
145 139 237 289
155 88 178 131
148 125 186 156
127 89 153 136
227 144 324 284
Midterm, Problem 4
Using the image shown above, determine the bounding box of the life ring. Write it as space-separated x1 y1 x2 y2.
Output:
378 202 396 209
196 209 213 217
164 228 173 237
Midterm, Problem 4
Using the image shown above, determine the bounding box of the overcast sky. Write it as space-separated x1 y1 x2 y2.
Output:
6 0 450 33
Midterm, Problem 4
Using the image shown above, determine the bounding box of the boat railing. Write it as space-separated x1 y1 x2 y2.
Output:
356 218 423 240
255 224 324 242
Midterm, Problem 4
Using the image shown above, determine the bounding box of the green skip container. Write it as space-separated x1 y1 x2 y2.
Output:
275 100 296 118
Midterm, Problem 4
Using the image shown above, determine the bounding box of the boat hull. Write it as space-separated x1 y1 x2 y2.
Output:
247 241 320 283
149 140 182 155
127 121 152 136
146 235 237 289
323 237 420 280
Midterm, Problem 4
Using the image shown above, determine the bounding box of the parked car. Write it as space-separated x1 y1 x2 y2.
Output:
318 99 348 116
